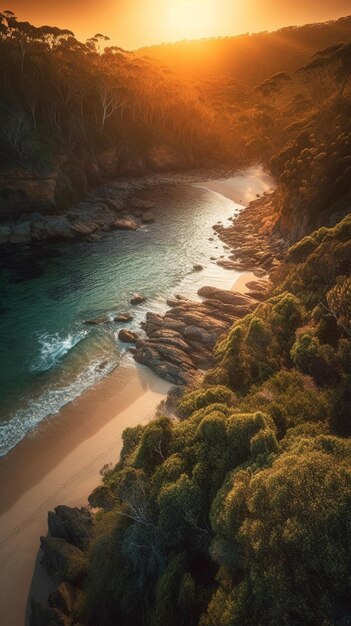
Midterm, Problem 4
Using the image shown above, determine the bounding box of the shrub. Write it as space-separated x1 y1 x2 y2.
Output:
291 333 339 385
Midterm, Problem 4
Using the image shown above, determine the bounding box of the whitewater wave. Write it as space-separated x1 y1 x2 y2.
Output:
0 356 119 458
30 330 87 372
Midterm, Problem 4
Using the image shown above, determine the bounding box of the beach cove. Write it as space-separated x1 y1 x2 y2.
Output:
0 166 274 626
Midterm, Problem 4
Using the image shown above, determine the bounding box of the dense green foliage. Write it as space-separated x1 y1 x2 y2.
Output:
64 212 351 626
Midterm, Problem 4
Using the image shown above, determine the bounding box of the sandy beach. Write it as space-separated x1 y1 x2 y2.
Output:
0 364 170 626
0 167 274 626
198 165 275 206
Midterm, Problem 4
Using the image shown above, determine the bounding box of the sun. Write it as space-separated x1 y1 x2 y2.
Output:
166 0 220 40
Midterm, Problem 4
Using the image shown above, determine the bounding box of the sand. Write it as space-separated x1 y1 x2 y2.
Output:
0 166 275 626
0 364 170 626
198 164 275 206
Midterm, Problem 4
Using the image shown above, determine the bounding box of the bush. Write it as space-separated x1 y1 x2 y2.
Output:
291 333 339 385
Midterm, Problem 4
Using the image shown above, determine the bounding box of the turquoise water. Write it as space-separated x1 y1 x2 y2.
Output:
0 184 240 456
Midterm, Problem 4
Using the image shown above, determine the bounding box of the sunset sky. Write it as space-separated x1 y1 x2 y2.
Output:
5 0 351 49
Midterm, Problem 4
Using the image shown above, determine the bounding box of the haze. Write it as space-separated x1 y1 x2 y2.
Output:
5 0 351 49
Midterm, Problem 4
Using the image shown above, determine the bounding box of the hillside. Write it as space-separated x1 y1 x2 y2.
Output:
0 11 225 217
138 16 351 85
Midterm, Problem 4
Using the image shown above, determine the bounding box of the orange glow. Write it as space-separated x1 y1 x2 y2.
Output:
165 0 229 41
6 0 351 49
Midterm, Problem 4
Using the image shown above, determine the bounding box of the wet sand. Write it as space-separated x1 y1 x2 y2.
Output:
0 364 170 626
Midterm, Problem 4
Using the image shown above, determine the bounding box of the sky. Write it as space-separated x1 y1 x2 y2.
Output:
4 0 351 49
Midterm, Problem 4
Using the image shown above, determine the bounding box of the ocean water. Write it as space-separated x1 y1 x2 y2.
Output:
0 183 241 457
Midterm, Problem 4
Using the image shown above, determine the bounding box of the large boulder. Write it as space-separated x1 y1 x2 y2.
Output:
114 312 134 322
48 505 93 550
113 217 138 230
130 293 146 305
141 211 155 223
118 329 139 343
40 536 87 584
84 316 110 325
130 198 155 210
198 285 255 306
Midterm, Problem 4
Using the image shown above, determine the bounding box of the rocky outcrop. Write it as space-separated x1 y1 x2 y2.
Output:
30 583 76 626
40 536 87 584
0 164 236 246
133 289 259 385
198 286 256 307
0 167 57 216
48 506 93 550
214 193 287 273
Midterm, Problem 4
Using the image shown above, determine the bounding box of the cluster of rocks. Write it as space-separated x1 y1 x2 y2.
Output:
125 192 286 386
214 193 288 274
30 506 93 626
0 165 235 246
129 286 261 385
0 195 155 245
83 295 145 326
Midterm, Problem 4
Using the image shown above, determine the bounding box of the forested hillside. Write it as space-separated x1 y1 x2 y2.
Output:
0 11 223 214
1 10 351 237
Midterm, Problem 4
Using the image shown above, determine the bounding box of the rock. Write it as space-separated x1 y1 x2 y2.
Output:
141 211 155 223
29 211 45 223
130 293 146 305
246 280 268 292
113 217 138 230
192 264 204 272
198 286 255 306
30 600 72 626
70 221 96 235
118 329 139 343
0 225 11 243
183 325 214 345
48 505 93 550
45 217 75 240
40 536 87 583
96 360 109 371
131 198 155 210
253 268 267 278
49 582 76 617
83 316 110 325
9 221 31 244
134 345 196 385
105 198 124 212
114 312 133 322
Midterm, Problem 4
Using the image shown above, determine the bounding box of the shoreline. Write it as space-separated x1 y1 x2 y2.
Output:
0 164 238 246
0 166 275 626
0 364 170 626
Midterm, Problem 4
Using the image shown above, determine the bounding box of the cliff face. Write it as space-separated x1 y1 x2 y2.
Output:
0 144 195 218
0 168 57 216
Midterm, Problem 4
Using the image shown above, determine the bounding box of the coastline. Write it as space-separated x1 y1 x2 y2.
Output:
0 364 170 626
0 166 275 626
